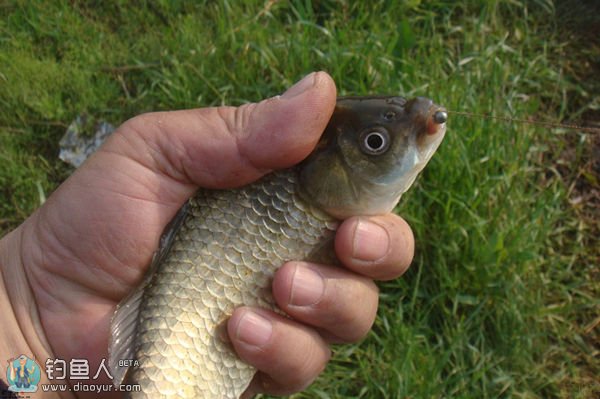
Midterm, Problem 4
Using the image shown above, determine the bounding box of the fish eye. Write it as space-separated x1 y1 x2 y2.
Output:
360 129 390 155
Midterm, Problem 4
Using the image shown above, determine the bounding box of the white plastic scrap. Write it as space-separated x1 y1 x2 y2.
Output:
59 115 115 168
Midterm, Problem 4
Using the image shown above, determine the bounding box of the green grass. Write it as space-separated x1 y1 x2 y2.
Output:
1 0 598 397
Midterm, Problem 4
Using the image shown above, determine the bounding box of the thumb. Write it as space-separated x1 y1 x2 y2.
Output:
103 71 337 191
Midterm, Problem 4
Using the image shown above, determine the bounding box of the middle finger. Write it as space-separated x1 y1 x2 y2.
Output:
272 261 379 343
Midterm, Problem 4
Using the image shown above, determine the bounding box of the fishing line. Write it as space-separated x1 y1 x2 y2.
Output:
446 110 600 133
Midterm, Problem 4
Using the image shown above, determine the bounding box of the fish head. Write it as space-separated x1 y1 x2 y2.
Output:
298 96 447 219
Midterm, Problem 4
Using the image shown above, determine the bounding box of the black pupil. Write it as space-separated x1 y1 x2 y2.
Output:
366 133 384 150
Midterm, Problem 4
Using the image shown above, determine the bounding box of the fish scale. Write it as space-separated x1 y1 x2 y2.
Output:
124 169 337 398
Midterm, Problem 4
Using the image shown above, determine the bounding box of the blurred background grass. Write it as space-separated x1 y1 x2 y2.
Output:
1 0 598 397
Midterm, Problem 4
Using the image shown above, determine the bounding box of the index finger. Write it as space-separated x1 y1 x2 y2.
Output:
334 214 414 280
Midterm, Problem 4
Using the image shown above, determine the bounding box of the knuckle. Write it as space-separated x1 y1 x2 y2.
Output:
217 103 256 138
214 103 267 177
283 344 330 391
246 315 331 395
262 336 330 395
317 279 378 341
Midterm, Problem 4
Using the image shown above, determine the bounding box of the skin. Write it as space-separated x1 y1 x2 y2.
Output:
0 71 414 398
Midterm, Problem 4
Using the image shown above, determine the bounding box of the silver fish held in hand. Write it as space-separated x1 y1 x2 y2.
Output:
108 96 447 398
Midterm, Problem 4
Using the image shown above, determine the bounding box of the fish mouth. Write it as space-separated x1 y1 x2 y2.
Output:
405 97 447 150
421 112 447 154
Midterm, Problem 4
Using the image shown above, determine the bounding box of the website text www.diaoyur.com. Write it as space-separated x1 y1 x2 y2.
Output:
40 382 141 394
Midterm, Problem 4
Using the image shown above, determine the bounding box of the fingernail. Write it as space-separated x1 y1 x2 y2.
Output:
236 311 272 348
281 72 317 99
289 264 325 306
352 219 390 262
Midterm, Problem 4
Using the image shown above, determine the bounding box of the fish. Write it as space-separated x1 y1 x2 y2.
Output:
108 95 448 398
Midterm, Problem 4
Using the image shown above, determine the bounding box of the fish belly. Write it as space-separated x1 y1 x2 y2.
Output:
126 169 337 398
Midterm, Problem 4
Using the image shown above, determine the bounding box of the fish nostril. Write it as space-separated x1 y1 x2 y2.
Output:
405 97 434 115
433 110 448 124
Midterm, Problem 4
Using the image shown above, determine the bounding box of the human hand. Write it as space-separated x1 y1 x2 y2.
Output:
0 71 414 398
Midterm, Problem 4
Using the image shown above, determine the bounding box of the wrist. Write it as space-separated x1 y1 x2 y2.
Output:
0 220 71 398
